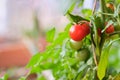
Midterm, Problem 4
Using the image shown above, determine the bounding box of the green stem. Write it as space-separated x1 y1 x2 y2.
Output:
95 0 106 79
97 12 113 16
100 0 106 23
109 31 120 36
99 0 106 55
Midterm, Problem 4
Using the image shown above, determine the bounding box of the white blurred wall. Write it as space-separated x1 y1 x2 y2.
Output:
5 0 71 38
0 0 7 36
38 0 69 32
83 0 94 9
7 0 34 38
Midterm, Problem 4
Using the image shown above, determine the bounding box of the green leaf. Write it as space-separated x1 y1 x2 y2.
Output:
64 23 72 32
19 77 26 80
30 66 42 73
114 4 120 17
53 31 69 46
97 44 111 80
68 1 76 13
66 12 89 23
97 39 120 80
74 62 88 80
37 75 46 80
78 0 84 7
81 9 92 19
90 15 102 29
0 74 9 80
64 0 78 14
46 28 55 42
26 53 40 68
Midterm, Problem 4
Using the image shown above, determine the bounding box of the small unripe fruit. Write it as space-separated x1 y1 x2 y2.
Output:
70 39 83 50
75 48 90 61
114 23 120 31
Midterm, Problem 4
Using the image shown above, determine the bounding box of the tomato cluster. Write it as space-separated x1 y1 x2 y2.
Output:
69 21 90 50
69 21 115 61
69 21 90 61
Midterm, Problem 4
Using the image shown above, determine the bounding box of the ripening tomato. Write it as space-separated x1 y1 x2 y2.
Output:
97 28 102 36
69 22 90 41
106 3 114 11
105 24 114 34
70 39 83 50
114 23 120 31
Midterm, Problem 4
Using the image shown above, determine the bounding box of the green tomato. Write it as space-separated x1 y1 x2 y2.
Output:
75 48 90 61
114 23 120 31
113 23 120 37
70 39 83 50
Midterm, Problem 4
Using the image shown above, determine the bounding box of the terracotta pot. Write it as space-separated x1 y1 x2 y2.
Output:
0 41 32 68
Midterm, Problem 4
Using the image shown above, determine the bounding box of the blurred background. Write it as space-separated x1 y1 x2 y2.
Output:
0 0 120 79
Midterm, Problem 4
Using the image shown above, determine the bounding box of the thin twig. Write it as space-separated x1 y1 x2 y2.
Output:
100 0 106 23
109 31 120 36
92 45 98 66
92 0 97 14
97 12 114 16
99 0 106 56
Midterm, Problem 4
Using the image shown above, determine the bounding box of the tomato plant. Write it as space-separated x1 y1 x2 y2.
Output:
18 0 120 80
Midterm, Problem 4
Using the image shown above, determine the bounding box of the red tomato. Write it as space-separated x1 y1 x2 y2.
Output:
105 24 114 34
69 22 90 41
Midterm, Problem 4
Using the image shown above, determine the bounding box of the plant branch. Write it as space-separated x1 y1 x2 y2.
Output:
100 0 106 23
89 0 98 66
97 12 114 16
92 0 97 14
99 0 106 54
92 45 98 66
90 0 97 47
90 27 96 47
109 31 120 36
